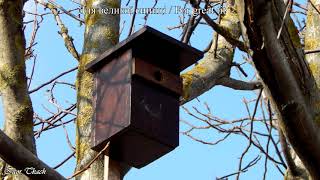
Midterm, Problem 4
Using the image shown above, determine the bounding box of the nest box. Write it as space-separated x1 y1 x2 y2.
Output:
86 26 203 168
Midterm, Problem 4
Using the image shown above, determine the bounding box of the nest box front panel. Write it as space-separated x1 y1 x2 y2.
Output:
92 49 132 150
131 72 180 148
107 75 180 168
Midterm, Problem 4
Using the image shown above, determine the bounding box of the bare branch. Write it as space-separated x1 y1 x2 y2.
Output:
218 77 262 90
236 89 262 180
29 67 77 94
47 0 84 23
217 156 261 180
305 49 320 54
68 143 109 179
53 152 75 170
37 1 81 61
128 0 138 36
190 1 249 52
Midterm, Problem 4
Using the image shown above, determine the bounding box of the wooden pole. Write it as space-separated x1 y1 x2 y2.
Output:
103 146 124 180
105 156 122 180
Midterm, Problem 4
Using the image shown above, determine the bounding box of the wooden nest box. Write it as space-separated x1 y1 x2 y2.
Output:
86 26 203 168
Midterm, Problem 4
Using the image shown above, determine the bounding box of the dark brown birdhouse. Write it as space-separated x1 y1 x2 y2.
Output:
86 26 203 168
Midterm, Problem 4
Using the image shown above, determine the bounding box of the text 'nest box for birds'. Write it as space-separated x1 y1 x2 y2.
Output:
86 26 203 168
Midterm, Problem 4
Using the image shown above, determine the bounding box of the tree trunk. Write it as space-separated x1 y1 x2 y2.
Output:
243 0 320 179
75 0 126 179
0 1 37 179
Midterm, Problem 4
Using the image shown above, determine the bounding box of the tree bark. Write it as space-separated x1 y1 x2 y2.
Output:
181 0 260 104
0 1 37 179
305 0 320 94
75 0 127 179
284 0 320 179
0 129 65 180
243 0 320 179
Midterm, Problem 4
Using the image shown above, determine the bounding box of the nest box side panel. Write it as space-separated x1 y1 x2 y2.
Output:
109 130 174 168
131 77 179 148
91 49 133 150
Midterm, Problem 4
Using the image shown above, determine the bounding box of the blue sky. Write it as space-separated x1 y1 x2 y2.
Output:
0 0 302 179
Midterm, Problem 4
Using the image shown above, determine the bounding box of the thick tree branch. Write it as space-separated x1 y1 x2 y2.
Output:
218 77 262 90
181 1 260 104
0 0 37 179
0 129 66 180
190 0 249 52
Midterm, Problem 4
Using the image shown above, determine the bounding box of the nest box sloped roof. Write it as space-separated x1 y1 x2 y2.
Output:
85 26 204 74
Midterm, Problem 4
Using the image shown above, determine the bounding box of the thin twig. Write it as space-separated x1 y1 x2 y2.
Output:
305 49 320 54
48 0 85 23
277 0 293 39
236 89 263 180
53 152 75 169
128 0 138 36
29 67 77 94
309 0 320 15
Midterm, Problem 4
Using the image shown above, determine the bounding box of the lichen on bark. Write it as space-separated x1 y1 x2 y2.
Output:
242 0 320 179
0 0 36 179
181 1 241 103
75 0 121 180
305 0 320 87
